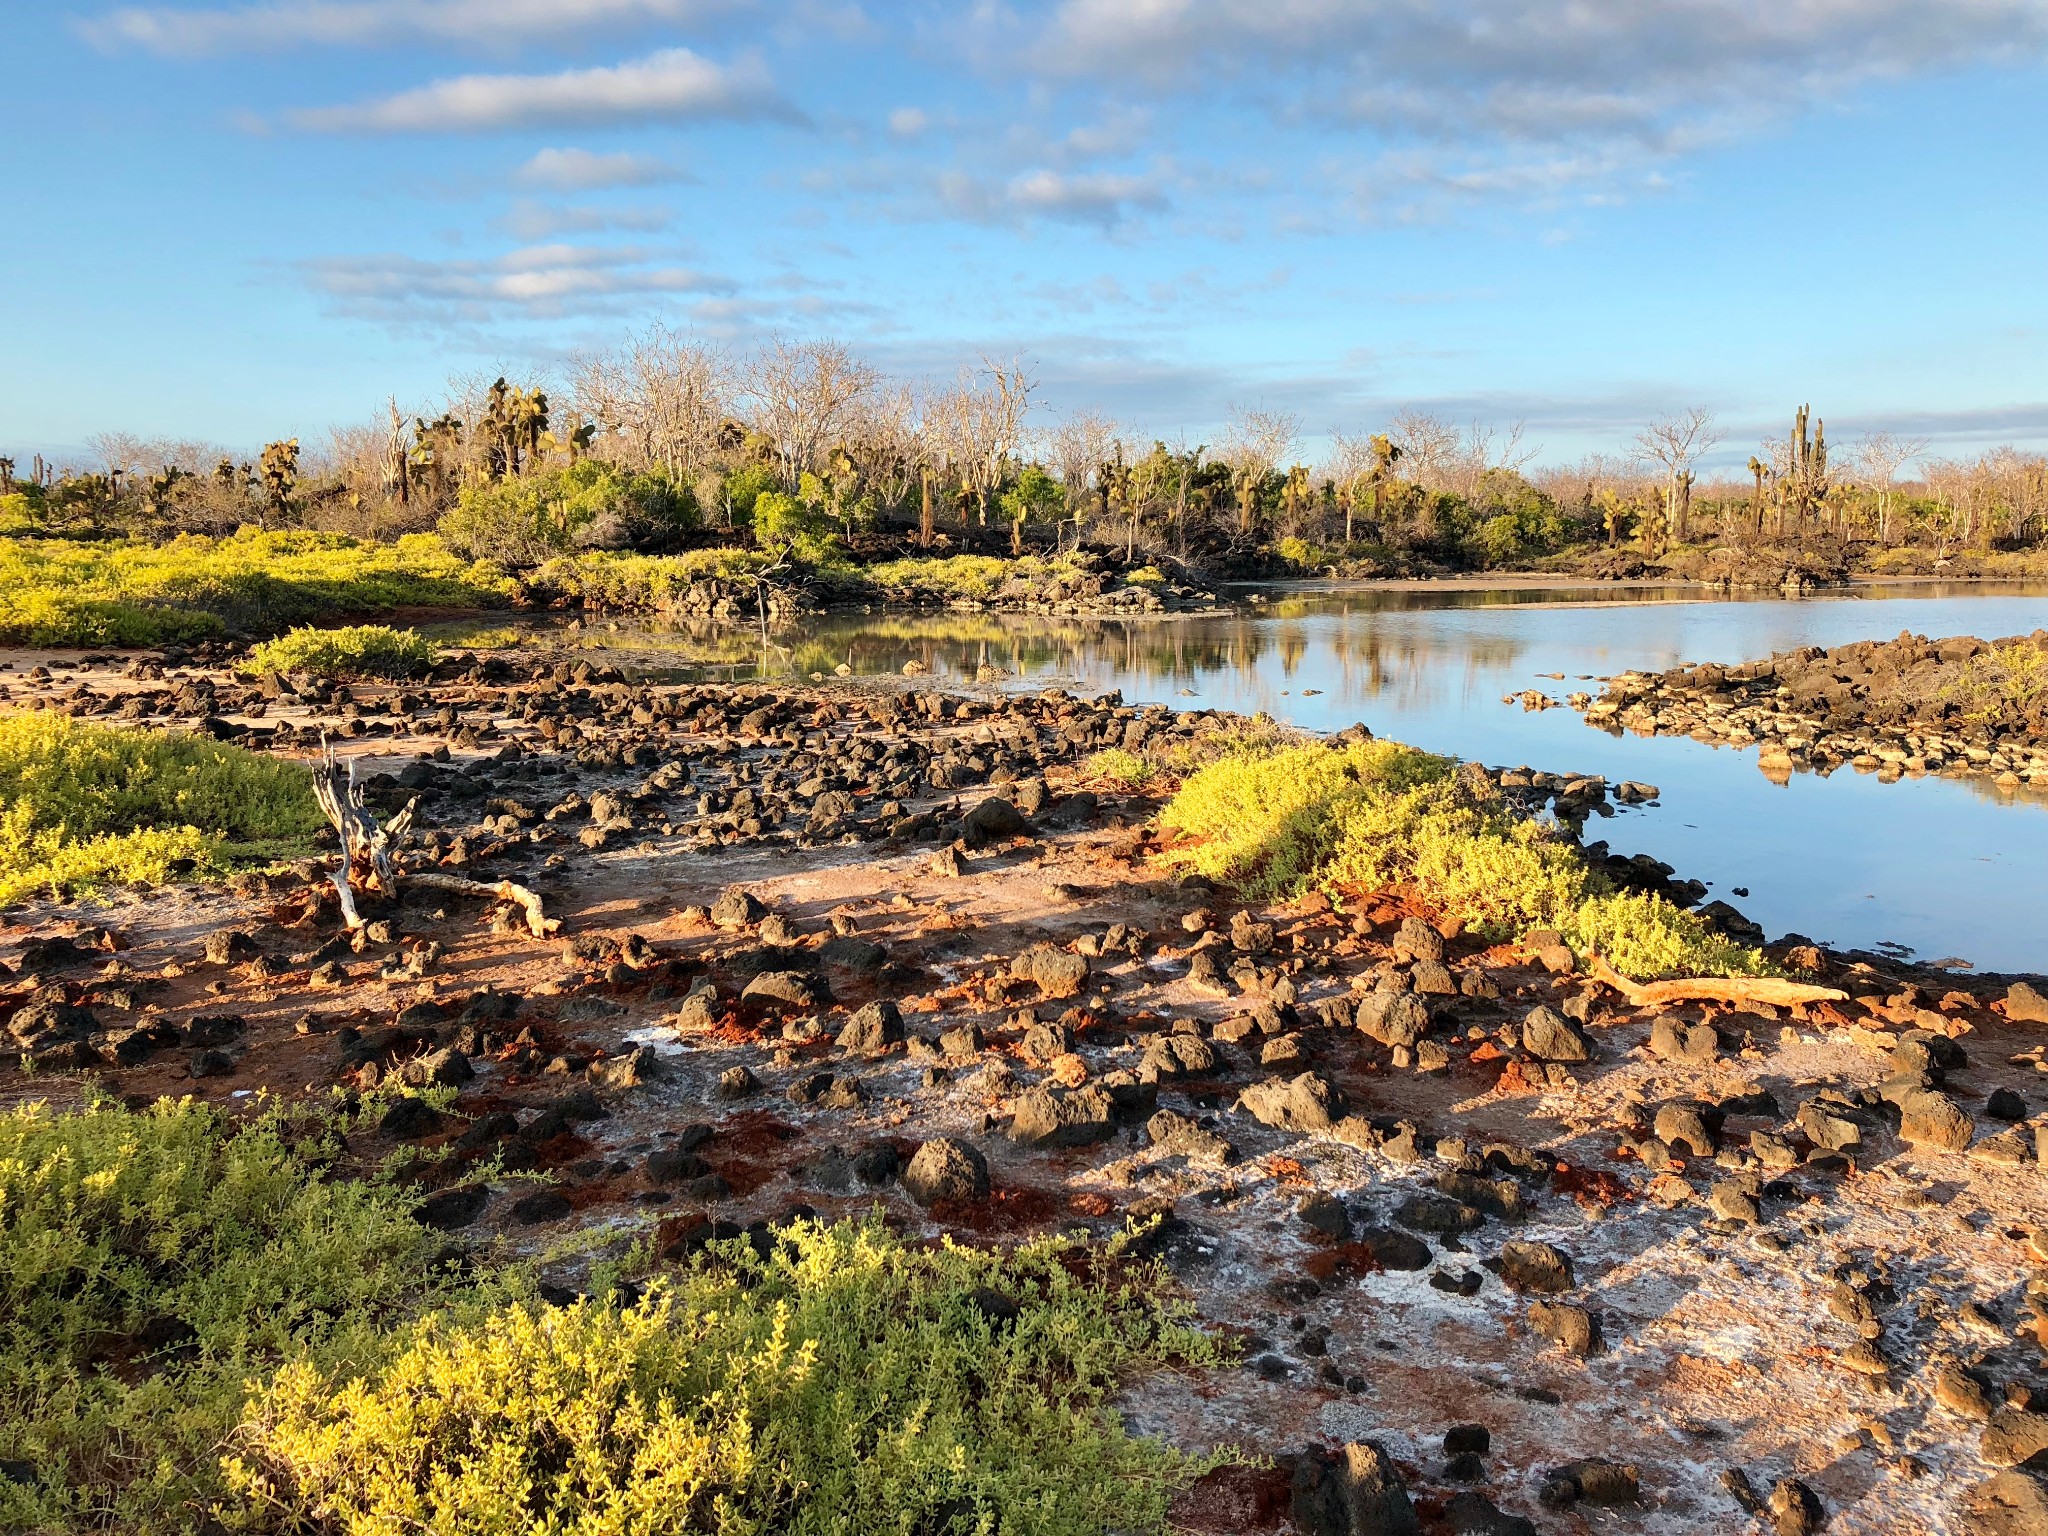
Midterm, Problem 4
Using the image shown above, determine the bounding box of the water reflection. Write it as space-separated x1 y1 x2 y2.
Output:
461 580 2048 970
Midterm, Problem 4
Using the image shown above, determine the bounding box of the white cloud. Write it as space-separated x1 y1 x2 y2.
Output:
516 147 689 190
1001 168 1168 222
83 0 741 55
1018 0 2048 203
288 48 796 133
887 106 929 138
299 242 735 322
494 198 675 239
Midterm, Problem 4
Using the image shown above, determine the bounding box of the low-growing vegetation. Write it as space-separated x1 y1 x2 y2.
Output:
242 623 434 680
0 530 510 648
0 1095 1222 1536
230 1219 1223 1536
1160 737 1765 977
0 1094 476 1533
0 715 322 905
1942 640 2048 724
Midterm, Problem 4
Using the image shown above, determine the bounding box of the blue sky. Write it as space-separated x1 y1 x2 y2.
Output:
5 0 2046 469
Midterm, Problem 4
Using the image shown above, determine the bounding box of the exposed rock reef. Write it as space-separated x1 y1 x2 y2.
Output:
1580 630 2048 789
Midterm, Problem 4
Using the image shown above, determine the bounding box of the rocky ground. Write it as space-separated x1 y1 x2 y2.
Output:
1575 630 2048 791
6 652 2048 1534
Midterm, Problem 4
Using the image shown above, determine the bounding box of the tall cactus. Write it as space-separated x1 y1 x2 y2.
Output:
258 439 299 530
1776 404 1830 543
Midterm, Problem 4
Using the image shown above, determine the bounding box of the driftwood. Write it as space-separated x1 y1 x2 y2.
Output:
312 743 559 938
1584 953 1847 1009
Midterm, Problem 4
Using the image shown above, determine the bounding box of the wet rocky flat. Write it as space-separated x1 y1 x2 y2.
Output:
5 654 2048 1534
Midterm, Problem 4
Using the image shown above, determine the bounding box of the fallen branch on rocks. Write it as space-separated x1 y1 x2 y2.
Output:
312 742 559 938
1584 954 1846 1009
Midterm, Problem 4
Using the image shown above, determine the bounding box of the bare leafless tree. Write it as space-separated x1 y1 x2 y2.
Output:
1633 408 1720 544
573 326 730 483
743 338 881 488
933 356 1034 527
1044 409 1121 514
1216 404 1298 535
1846 430 1928 546
1384 410 1461 492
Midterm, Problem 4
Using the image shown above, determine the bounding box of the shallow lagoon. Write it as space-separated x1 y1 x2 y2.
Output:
468 580 2048 971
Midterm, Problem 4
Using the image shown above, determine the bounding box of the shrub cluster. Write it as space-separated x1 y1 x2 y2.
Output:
1160 737 1764 977
0 1095 465 1533
242 623 433 680
0 715 323 906
1 1096 1224 1536
0 530 509 647
438 461 698 568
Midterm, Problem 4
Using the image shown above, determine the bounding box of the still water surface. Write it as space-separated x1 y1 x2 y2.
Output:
487 581 2048 970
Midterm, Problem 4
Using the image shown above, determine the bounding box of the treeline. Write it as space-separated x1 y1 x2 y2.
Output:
5 330 2046 575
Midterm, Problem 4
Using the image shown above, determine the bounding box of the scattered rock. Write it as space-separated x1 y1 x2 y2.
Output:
1238 1072 1344 1132
902 1138 990 1206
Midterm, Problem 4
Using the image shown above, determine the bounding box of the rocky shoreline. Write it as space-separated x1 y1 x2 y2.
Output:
6 662 2048 1533
1578 630 2048 789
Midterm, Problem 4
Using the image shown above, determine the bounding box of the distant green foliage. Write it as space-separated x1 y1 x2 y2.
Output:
0 1095 469 1533
534 547 782 611
243 623 433 680
0 530 510 648
439 462 698 567
0 714 322 905
229 1216 1223 1536
752 489 843 562
1000 465 1064 528
1161 738 1765 977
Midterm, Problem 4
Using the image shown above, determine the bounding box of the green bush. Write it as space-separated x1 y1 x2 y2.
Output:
228 1217 1223 1536
0 714 323 905
532 547 781 611
439 462 698 567
242 623 433 680
0 1095 469 1533
1161 738 1765 977
752 490 843 563
0 530 510 648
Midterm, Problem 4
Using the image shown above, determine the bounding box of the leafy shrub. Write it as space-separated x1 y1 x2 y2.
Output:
751 490 843 562
242 623 433 680
533 547 781 611
0 1095 468 1533
439 463 697 567
0 530 510 648
0 715 322 905
228 1217 1222 1536
1161 738 1764 977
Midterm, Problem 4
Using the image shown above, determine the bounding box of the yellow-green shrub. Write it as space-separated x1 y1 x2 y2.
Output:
0 1095 470 1533
0 530 510 648
243 623 433 680
532 547 780 610
230 1218 1223 1536
1161 738 1765 977
0 714 322 905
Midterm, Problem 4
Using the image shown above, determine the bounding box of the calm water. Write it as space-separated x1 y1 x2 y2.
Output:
474 581 2048 971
